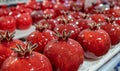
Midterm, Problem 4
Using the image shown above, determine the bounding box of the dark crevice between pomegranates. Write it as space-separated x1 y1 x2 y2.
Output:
93 9 103 14
11 42 38 57
62 18 69 24
105 17 116 24
55 30 71 41
83 13 90 19
0 5 7 8
109 1 115 8
105 17 111 23
59 17 70 25
43 14 52 20
0 31 15 42
91 3 99 8
34 23 49 32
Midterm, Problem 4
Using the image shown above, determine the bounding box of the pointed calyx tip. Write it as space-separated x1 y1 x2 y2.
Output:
34 23 49 31
55 30 71 41
0 31 15 42
88 22 100 30
12 42 38 56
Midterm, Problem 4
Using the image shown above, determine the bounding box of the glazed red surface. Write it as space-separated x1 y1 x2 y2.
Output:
9 7 20 17
42 0 54 10
25 0 41 10
77 29 111 59
0 16 16 33
0 6 10 17
1 52 52 71
31 11 44 24
76 19 94 31
90 14 106 23
104 9 120 18
16 14 32 30
53 2 70 15
44 38 84 71
100 23 120 45
68 12 84 19
115 18 120 26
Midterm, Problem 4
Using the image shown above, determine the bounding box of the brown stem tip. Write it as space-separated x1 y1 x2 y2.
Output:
0 31 15 42
34 23 49 31
55 30 71 41
12 42 38 56
88 22 100 30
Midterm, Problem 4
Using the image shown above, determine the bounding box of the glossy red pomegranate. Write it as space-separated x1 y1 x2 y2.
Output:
77 23 111 59
27 23 56 52
54 23 80 39
44 31 84 71
100 21 120 45
16 13 32 30
0 42 53 71
31 10 44 24
76 19 94 31
0 31 24 68
0 16 16 33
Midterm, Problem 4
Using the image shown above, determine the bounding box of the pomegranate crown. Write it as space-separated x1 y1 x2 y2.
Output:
12 42 38 56
0 31 15 42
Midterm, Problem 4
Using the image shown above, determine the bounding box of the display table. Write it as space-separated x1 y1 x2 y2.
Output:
98 53 120 71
